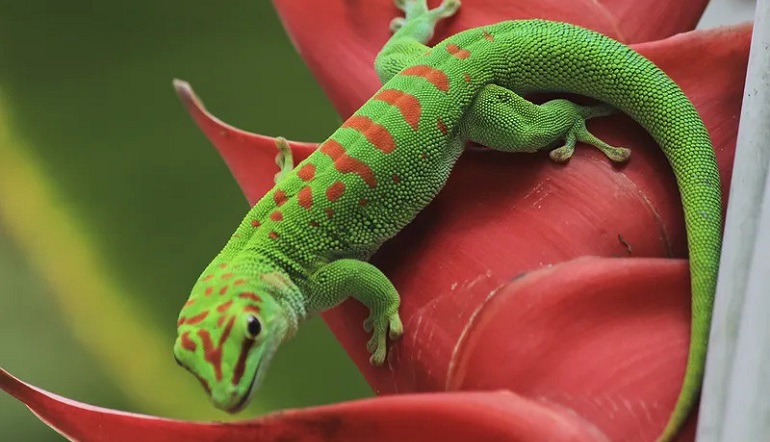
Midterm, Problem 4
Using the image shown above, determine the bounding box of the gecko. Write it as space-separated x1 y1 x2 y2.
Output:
172 1 722 441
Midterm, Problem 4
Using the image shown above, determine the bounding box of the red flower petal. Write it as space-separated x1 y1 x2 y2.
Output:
172 21 750 442
273 0 710 117
0 367 611 441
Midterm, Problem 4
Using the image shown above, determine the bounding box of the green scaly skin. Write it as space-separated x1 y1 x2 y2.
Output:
173 1 721 440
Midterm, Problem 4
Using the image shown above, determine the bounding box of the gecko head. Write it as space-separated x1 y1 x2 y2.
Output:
173 267 297 412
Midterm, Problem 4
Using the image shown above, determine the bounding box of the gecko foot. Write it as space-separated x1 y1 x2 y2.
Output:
273 136 295 183
364 310 403 365
550 105 630 163
390 0 461 33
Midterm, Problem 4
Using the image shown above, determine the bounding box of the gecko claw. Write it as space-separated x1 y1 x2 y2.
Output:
364 312 403 365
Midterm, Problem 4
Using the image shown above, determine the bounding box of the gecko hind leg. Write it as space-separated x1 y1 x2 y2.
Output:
460 84 630 162
375 0 461 83
273 136 295 184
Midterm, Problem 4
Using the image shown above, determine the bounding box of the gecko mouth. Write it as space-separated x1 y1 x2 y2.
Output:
225 331 282 413
226 362 262 413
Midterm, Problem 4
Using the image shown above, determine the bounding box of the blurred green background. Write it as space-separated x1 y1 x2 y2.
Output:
0 1 369 440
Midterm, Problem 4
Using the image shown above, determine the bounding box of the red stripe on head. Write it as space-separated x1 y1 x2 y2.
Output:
243 305 261 314
239 292 262 302
182 310 209 325
184 299 195 307
445 43 470 59
205 287 213 295
297 163 316 181
217 300 233 313
319 140 377 187
234 278 247 286
231 337 254 386
219 285 229 295
326 181 346 202
203 274 214 281
273 190 288 206
298 186 313 209
373 89 421 131
181 331 197 352
342 115 396 153
401 65 450 92
482 30 494 41
221 272 233 280
197 315 234 381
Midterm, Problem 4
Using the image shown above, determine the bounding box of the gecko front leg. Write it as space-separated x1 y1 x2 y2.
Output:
306 259 403 365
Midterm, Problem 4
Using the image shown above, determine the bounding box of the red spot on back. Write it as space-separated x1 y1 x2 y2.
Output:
373 89 422 131
463 73 472 83
325 208 335 219
231 337 254 386
309 220 320 227
180 310 209 326
326 181 346 201
234 278 247 286
240 292 262 302
445 43 471 59
401 65 450 92
298 186 313 209
320 140 377 188
197 316 235 381
273 190 288 206
268 231 279 240
342 115 396 153
219 286 228 295
359 198 368 206
392 175 401 184
483 30 494 41
205 287 213 296
181 331 197 352
217 300 233 313
297 164 316 181
437 118 448 135
251 220 261 228
270 210 283 221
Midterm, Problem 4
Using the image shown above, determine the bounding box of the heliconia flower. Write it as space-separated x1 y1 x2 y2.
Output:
0 0 752 441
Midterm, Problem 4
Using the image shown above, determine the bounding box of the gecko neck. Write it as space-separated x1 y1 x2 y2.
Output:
230 252 307 340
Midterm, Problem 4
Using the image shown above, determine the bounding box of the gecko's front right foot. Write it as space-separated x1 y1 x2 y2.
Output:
390 0 461 33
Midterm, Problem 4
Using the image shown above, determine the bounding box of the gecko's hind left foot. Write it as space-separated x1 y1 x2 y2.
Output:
550 111 630 163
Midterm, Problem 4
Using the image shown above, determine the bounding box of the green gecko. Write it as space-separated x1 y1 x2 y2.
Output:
173 1 722 441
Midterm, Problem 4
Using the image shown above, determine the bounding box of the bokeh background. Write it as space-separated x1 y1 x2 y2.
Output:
0 0 756 440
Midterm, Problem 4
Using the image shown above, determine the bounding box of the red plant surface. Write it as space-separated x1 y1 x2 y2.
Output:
0 0 752 441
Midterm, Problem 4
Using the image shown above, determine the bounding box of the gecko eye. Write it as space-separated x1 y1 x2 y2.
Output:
245 315 262 339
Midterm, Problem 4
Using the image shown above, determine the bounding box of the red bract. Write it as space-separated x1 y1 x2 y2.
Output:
1 367 617 441
0 0 753 441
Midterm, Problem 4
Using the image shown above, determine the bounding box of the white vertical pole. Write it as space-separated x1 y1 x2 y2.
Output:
696 0 770 440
